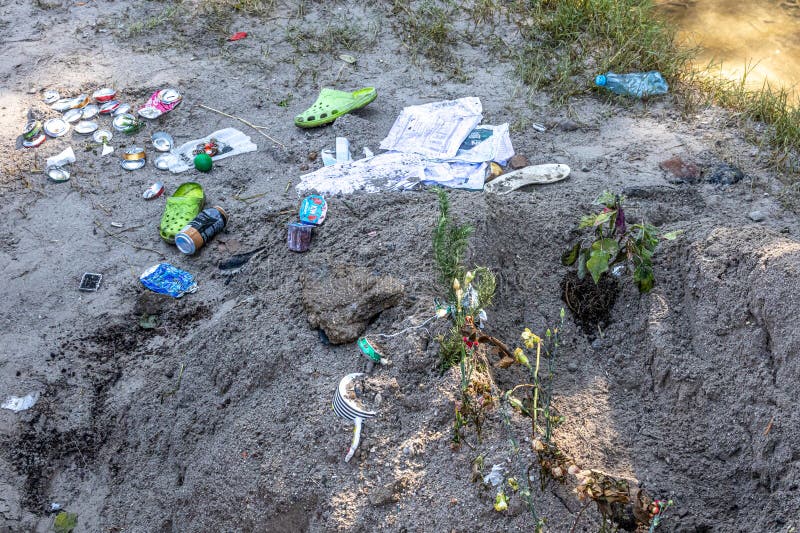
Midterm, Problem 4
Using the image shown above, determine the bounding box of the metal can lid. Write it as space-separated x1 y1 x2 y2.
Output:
43 90 60 104
158 88 182 104
93 129 112 143
43 118 70 137
92 88 116 102
62 108 83 123
81 104 99 119
47 166 70 182
151 131 174 152
74 120 98 134
113 103 131 116
174 232 197 255
22 133 46 148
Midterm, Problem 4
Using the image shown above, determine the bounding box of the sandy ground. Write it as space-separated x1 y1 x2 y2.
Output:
1 1 800 532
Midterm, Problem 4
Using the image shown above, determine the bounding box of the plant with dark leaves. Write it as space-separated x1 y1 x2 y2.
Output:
562 191 680 293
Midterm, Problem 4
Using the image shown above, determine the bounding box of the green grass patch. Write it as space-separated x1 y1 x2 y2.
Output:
127 4 182 38
512 0 694 104
287 18 379 55
392 0 467 81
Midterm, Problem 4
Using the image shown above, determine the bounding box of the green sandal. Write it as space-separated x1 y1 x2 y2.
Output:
159 182 205 243
294 87 377 128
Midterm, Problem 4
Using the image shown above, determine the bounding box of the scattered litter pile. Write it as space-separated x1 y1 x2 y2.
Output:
297 97 518 194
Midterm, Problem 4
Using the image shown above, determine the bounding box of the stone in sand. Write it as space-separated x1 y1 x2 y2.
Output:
301 264 403 344
659 156 701 184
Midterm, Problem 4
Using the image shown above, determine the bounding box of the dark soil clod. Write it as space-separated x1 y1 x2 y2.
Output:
560 271 619 335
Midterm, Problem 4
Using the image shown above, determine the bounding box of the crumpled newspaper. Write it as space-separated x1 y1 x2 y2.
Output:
379 97 484 159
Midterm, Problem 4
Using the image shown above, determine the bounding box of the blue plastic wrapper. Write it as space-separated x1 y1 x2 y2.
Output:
299 194 327 225
139 263 198 298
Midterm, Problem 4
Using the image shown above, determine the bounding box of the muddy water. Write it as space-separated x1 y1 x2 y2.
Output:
658 0 800 90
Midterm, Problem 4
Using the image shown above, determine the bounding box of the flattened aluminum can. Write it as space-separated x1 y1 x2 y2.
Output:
93 88 116 102
93 129 112 143
151 131 174 152
121 159 146 171
22 133 46 148
112 113 142 133
138 88 183 119
81 104 99 119
137 106 161 120
47 166 70 182
52 97 77 112
99 100 120 114
43 118 70 137
113 103 131 115
62 108 83 123
74 120 98 134
143 181 165 200
43 90 60 104
22 120 42 140
120 146 146 171
158 88 182 104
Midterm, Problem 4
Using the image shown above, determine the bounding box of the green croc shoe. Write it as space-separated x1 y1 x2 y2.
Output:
159 182 205 243
294 87 377 128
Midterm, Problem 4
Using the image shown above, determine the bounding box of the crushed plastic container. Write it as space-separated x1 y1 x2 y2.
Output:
595 71 668 98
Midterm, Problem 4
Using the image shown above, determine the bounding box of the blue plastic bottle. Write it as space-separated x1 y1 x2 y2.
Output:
595 71 669 98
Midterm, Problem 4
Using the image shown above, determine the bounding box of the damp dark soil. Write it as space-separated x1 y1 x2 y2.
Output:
561 271 619 335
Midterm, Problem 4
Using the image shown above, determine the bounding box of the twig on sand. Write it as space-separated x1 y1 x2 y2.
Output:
233 191 268 204
569 500 593 533
160 362 186 403
94 220 164 257
197 104 286 148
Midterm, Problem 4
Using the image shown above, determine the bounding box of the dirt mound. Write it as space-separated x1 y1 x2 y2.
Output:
1 0 800 531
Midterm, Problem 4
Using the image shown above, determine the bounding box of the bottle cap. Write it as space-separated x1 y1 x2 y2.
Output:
595 74 607 87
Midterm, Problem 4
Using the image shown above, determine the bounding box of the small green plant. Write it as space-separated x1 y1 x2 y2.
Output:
286 18 378 55
126 5 181 38
562 191 680 293
432 189 496 369
277 94 293 108
433 188 473 291
53 511 77 533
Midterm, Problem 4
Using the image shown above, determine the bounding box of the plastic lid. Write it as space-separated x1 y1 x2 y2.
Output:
175 233 196 254
595 74 607 86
